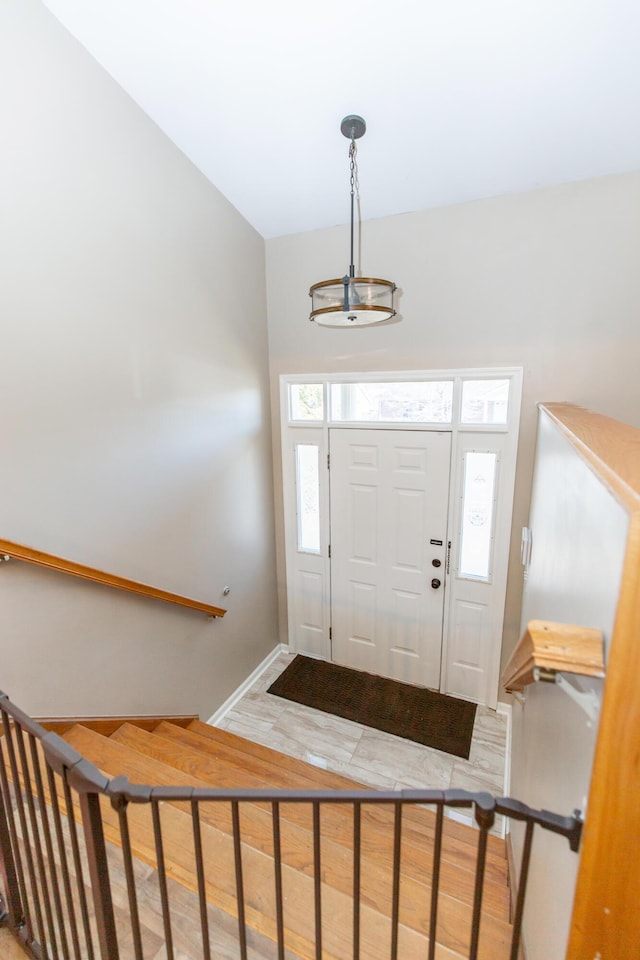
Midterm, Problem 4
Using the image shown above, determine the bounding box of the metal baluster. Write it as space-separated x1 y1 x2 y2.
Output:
468 797 495 960
0 780 22 930
427 803 444 960
191 800 211 960
232 800 248 960
77 788 120 960
112 795 143 960
390 801 402 960
61 778 95 960
3 718 46 951
509 819 535 960
46 765 82 960
312 801 322 960
352 801 361 960
271 800 285 960
0 712 25 932
16 726 58 958
151 801 174 960
29 735 68 959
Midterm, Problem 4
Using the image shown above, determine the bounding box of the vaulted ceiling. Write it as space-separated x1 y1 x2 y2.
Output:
42 0 640 238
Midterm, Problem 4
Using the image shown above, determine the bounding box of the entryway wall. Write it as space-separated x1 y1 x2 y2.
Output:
266 169 640 691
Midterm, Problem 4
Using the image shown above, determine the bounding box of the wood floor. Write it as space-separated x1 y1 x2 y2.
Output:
0 926 28 959
3 715 513 960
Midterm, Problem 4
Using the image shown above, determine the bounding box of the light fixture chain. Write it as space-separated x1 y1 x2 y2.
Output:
349 139 362 275
351 143 360 203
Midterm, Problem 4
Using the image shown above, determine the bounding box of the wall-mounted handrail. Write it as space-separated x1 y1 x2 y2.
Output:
0 538 226 618
502 619 604 694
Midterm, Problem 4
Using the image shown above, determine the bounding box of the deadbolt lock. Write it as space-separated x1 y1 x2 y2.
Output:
432 558 441 567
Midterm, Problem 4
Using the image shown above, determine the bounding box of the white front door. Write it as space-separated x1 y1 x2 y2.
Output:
329 429 451 688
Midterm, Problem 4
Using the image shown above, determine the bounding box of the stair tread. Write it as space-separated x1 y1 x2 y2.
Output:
149 721 508 886
111 722 510 920
54 730 372 960
3 725 511 960
176 720 507 878
60 725 512 960
187 720 506 855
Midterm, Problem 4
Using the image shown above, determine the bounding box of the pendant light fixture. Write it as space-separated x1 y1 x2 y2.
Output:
309 115 397 326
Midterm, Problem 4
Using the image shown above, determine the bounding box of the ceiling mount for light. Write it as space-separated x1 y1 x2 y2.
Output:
309 115 397 327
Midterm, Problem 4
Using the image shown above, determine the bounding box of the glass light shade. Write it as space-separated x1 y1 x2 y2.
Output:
309 276 396 326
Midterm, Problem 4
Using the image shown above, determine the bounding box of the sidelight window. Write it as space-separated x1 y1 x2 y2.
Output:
295 444 321 553
459 451 498 580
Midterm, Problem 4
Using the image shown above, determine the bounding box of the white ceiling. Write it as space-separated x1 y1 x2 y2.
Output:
42 0 640 239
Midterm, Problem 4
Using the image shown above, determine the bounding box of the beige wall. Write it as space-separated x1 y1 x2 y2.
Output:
266 170 640 684
512 410 628 960
3 0 640 721
0 0 278 718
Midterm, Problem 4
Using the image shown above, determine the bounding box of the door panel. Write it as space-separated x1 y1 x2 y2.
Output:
330 429 451 688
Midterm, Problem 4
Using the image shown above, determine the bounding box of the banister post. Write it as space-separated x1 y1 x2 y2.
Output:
0 771 23 931
0 696 24 931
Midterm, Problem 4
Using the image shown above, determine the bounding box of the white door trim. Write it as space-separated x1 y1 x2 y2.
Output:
280 367 522 706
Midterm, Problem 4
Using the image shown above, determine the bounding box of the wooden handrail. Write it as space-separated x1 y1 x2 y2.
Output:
542 402 640 509
502 619 605 693
0 538 226 618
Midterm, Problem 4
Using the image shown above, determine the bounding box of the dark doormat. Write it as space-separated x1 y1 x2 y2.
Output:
267 656 477 760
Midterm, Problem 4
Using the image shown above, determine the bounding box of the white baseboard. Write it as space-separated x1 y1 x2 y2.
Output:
446 808 475 829
206 644 288 727
496 700 512 799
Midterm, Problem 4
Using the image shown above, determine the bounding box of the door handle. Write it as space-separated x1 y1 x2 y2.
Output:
431 578 441 589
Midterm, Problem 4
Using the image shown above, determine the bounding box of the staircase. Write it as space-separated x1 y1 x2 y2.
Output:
45 718 514 960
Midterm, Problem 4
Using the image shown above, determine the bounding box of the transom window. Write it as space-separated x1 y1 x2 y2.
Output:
289 383 323 421
461 379 510 425
330 381 453 424
287 373 516 428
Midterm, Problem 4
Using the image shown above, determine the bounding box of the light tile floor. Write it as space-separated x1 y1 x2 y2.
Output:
215 652 508 819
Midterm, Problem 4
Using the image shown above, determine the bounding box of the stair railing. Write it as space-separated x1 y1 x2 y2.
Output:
0 689 583 960
0 538 227 618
